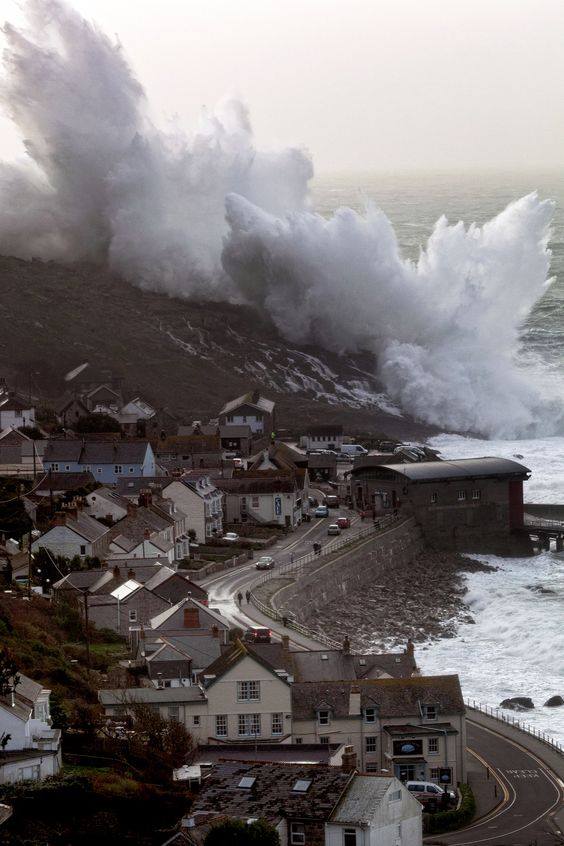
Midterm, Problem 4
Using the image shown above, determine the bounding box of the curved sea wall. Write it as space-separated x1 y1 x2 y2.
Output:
271 517 424 621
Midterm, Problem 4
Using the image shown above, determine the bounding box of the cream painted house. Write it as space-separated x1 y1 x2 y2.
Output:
291 675 466 785
161 474 223 542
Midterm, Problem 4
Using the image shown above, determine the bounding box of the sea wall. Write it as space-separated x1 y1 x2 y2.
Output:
271 517 424 621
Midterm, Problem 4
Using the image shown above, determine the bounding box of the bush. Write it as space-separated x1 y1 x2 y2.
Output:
424 784 476 834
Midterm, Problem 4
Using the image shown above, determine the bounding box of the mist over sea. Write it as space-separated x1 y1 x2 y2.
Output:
313 169 564 743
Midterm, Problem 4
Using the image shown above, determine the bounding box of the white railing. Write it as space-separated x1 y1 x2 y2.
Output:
467 699 563 755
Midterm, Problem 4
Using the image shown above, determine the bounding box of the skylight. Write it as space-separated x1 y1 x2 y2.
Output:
238 776 256 789
292 779 312 793
110 579 141 600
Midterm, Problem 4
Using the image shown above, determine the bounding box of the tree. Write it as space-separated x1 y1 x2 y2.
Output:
75 413 121 433
0 645 19 697
204 818 280 846
18 425 43 439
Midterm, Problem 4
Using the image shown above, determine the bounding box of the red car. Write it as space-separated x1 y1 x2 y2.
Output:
337 516 350 529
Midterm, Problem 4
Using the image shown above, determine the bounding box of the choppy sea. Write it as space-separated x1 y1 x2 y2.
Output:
312 171 564 742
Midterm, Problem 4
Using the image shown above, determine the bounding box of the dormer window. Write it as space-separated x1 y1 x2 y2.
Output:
317 709 330 726
364 707 376 723
423 704 438 721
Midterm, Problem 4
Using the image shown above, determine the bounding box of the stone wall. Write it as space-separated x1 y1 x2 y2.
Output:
271 517 424 621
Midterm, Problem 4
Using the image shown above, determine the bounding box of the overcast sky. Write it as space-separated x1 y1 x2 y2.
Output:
2 0 564 173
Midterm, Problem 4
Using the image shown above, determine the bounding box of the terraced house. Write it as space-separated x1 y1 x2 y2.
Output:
42 439 156 485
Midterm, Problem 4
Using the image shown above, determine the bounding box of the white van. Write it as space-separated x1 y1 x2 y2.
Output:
340 444 368 456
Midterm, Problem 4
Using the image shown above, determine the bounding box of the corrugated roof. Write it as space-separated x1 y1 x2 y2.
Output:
373 457 530 481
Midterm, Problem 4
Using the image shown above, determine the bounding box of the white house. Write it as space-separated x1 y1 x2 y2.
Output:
161 474 223 542
219 391 275 436
217 475 302 528
32 509 109 559
325 776 422 846
85 487 129 523
300 425 344 452
0 394 35 430
0 674 61 784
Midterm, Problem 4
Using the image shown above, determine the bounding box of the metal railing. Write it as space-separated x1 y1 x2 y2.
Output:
523 514 564 529
249 512 407 648
467 699 563 755
251 512 404 589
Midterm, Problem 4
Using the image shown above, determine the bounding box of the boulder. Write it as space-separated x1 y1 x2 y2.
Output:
544 695 564 708
500 697 535 711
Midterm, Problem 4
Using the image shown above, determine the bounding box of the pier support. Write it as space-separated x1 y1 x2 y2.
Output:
556 536 563 552
542 536 551 551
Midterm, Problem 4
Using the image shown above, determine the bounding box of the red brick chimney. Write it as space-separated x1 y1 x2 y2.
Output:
52 511 67 527
127 502 137 518
341 745 357 773
211 625 219 638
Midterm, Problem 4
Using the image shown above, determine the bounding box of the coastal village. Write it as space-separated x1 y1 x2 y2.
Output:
0 373 561 845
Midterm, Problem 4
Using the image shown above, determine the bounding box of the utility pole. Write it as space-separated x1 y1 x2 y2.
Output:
83 589 91 673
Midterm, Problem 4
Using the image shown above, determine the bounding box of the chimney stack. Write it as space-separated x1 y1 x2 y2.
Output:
127 568 135 580
341 745 357 773
112 565 120 578
211 625 219 639
342 636 351 655
406 638 415 657
127 502 137 518
143 529 151 540
52 511 67 527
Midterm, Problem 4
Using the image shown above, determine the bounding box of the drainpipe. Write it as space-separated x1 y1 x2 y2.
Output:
439 727 449 794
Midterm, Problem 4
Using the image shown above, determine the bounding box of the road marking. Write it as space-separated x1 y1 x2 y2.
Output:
505 768 540 778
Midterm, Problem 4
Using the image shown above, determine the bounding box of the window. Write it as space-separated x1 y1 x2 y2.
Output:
472 489 481 500
128 610 137 623
366 763 379 773
317 709 330 725
18 764 40 781
344 829 357 846
428 737 439 755
271 712 283 736
52 463 59 472
65 465 71 471
389 789 402 802
295 737 303 744
97 467 102 474
424 705 438 721
252 496 259 508
320 736 330 745
292 780 312 793
193 715 200 726
129 466 135 473
215 715 227 737
79 545 86 555
431 491 438 504
238 776 256 789
364 707 376 723
115 464 123 475
237 680 260 701
168 705 179 721
457 490 467 501
238 713 261 737
290 823 305 845
365 736 377 753
430 767 440 781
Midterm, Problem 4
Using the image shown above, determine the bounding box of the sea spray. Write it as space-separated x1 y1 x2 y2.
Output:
0 0 562 438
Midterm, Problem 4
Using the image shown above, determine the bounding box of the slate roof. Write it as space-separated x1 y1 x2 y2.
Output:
142 633 221 669
219 425 252 438
202 641 291 688
35 472 96 494
216 476 296 494
44 440 150 465
189 760 352 823
151 573 208 605
0 674 44 722
307 425 344 437
149 598 227 632
116 477 167 497
291 676 465 720
247 645 416 681
330 776 395 824
99 686 207 705
36 511 109 543
194 743 343 765
0 395 33 412
308 454 338 469
220 393 275 416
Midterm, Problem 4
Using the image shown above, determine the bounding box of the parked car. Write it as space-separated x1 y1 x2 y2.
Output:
337 516 350 529
314 505 329 517
222 532 240 542
243 626 272 643
327 523 341 536
325 494 339 507
406 782 456 812
336 453 351 462
340 444 368 456
255 556 275 570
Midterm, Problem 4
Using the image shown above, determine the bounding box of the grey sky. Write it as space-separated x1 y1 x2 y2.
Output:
2 0 564 172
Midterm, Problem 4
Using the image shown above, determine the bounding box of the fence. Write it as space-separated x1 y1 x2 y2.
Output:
251 512 403 588
467 699 563 755
249 512 405 648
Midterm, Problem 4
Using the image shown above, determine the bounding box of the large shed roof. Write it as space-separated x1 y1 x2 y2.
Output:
377 457 530 482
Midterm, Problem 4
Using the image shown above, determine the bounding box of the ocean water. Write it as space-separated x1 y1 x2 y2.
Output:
312 172 564 743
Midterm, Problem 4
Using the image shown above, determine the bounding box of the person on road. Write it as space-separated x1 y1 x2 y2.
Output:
245 590 251 603
237 591 243 605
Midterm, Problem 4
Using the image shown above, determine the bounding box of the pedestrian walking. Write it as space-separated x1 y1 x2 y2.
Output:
245 590 251 603
237 591 243 605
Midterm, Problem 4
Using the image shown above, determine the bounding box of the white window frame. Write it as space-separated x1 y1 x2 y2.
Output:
114 464 123 475
365 735 377 753
472 489 481 500
52 463 59 472
428 737 439 754
364 707 376 723
343 829 357 846
128 610 137 623
193 715 200 726
457 490 467 501
290 823 305 846
168 705 179 721
215 715 227 737
424 704 438 721
237 680 260 701
271 712 283 736
317 709 330 726
238 713 261 737
431 491 438 504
